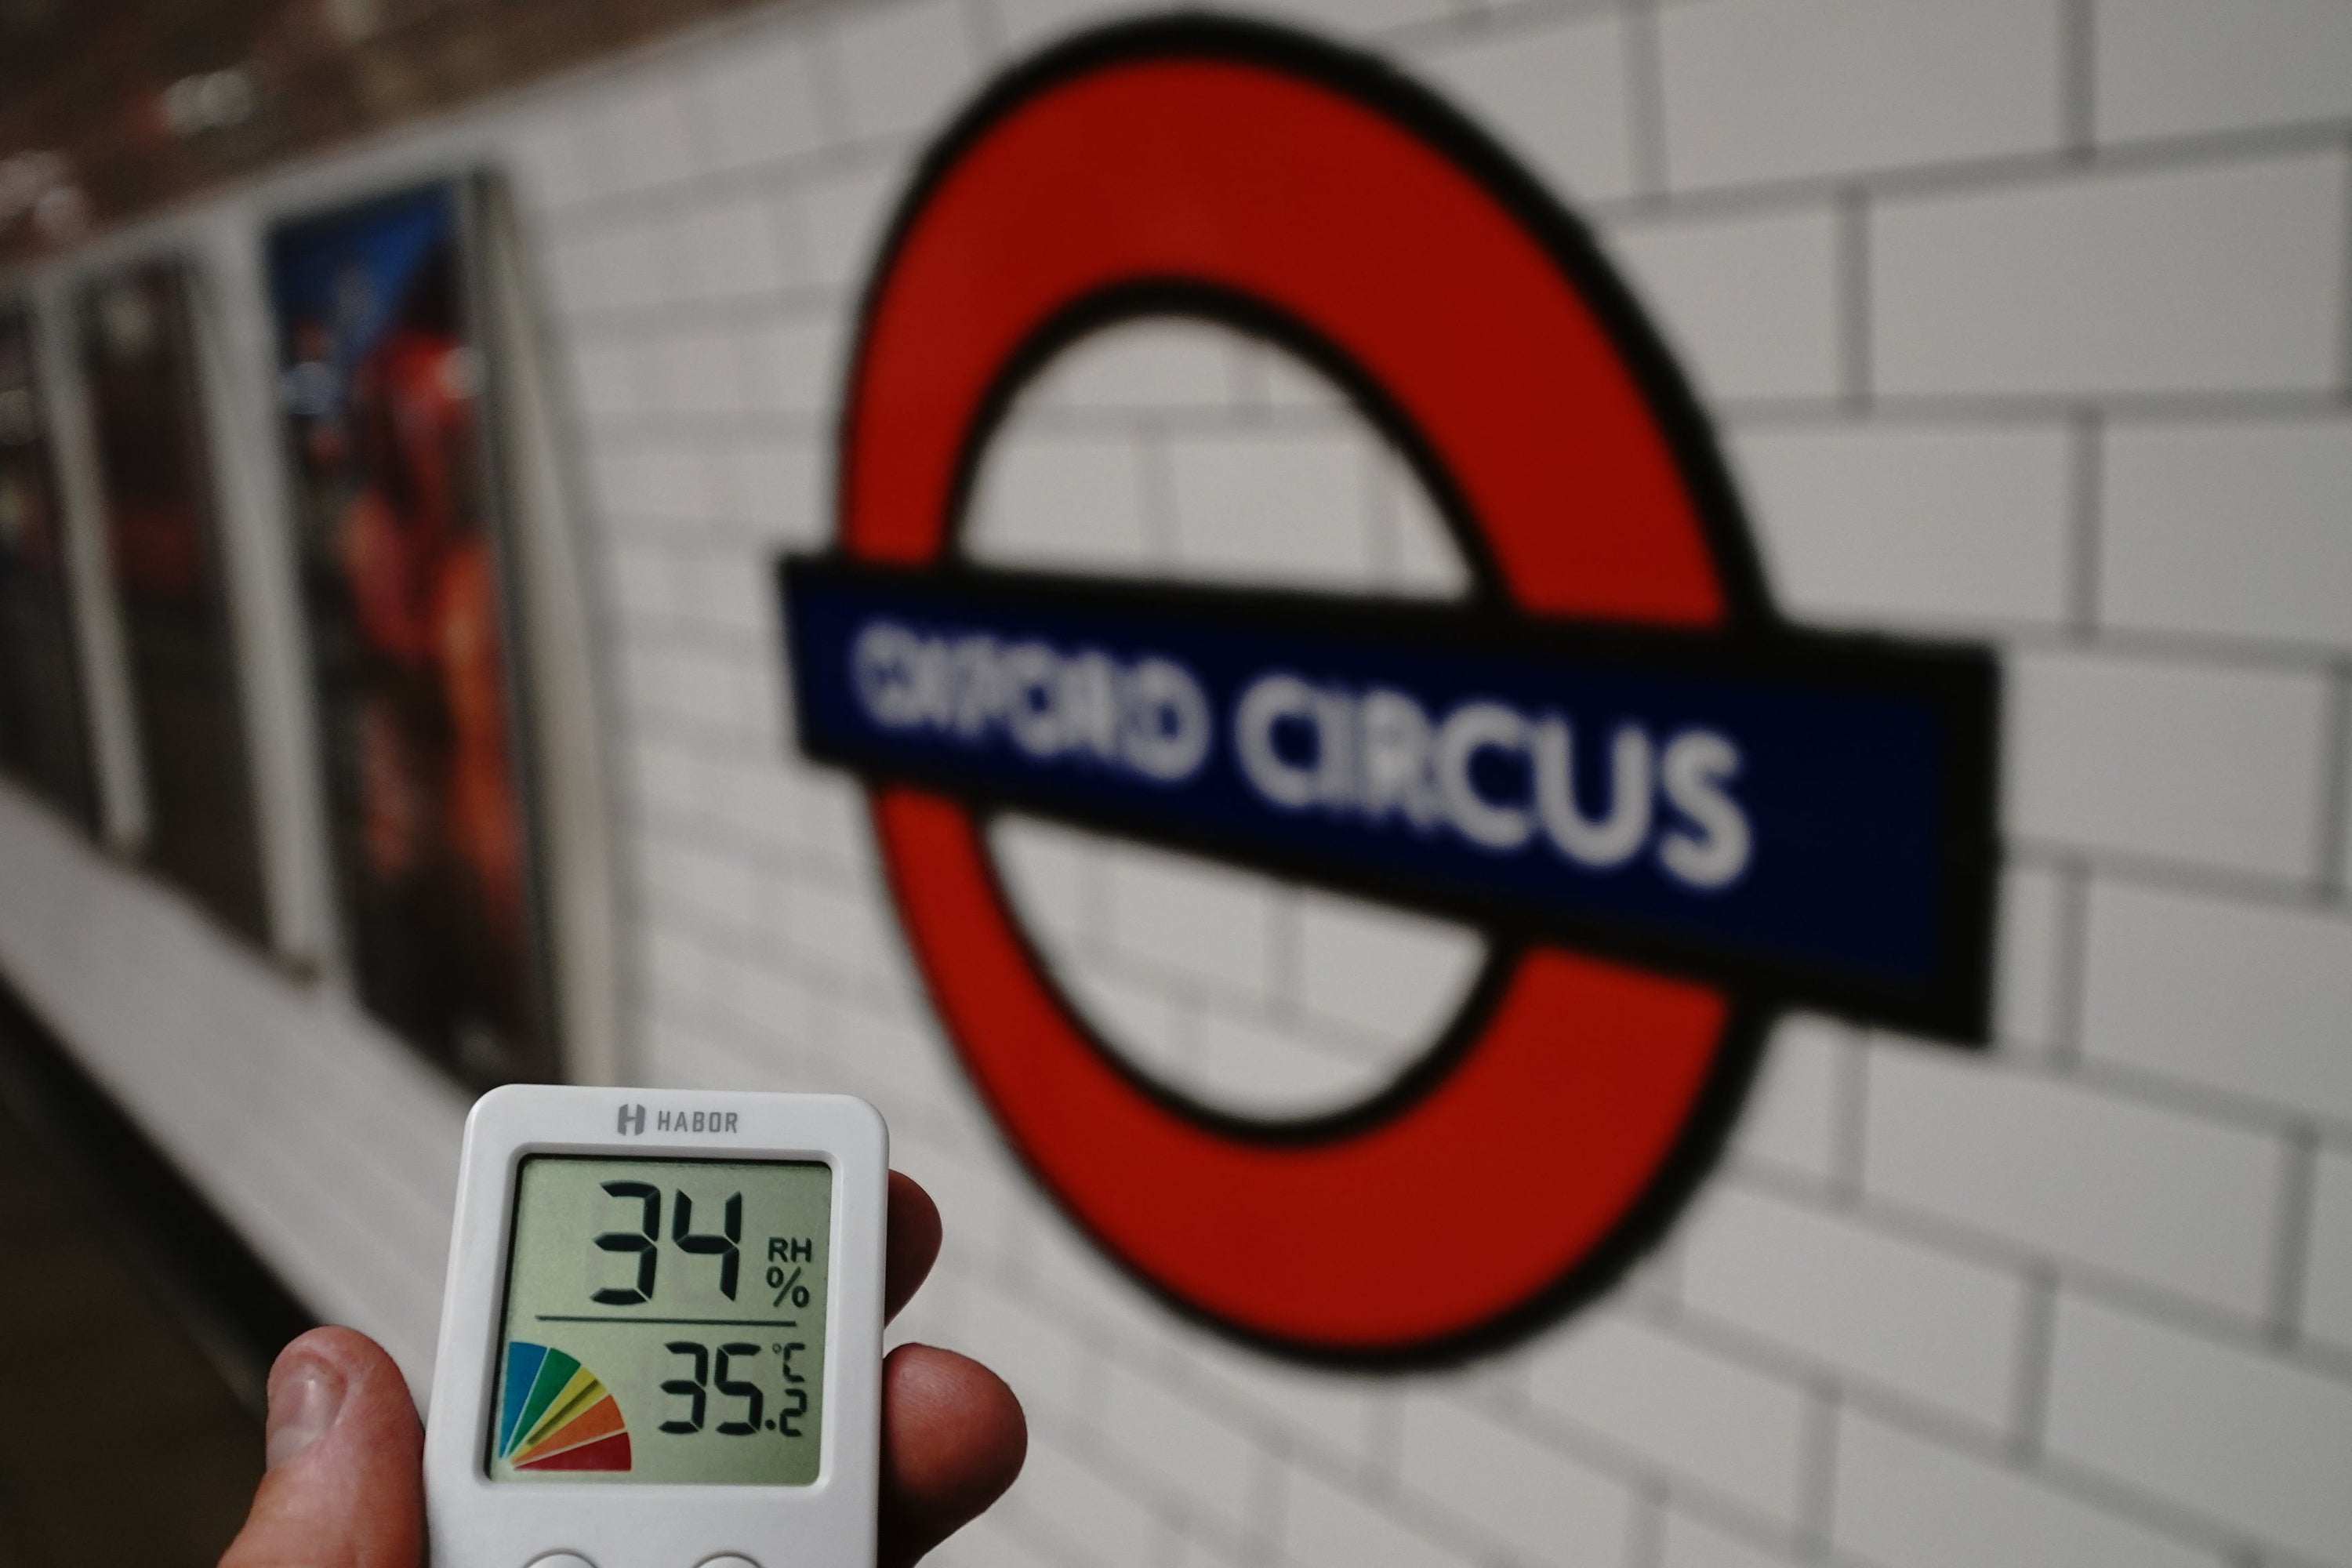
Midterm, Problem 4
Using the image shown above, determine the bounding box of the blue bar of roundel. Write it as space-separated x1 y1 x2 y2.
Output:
780 561 1993 1036
499 1341 548 1455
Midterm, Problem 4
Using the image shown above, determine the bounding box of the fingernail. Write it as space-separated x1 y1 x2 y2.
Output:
266 1356 346 1470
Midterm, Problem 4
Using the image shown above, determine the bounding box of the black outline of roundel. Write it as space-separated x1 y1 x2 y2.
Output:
787 13 1999 1367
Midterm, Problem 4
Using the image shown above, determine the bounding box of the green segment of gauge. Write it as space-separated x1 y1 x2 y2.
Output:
488 1156 832 1485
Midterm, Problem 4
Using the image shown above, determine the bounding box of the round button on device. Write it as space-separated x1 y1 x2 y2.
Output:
526 1556 595 1568
698 1557 760 1568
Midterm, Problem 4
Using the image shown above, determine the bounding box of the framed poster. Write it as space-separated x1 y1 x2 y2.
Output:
77 260 269 940
0 300 99 829
267 179 553 1087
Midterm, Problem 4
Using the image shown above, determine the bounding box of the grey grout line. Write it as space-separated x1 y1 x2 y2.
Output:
2313 662 2350 902
803 15 856 153
960 0 1007 64
1625 1482 1668 1568
2266 1125 2321 1346
1230 338 1272 417
1268 885 1304 1025
2002 626 2347 683
1242 1428 1287 1566
537 128 916 243
1577 112 2352 227
2064 409 2103 639
2006 1261 2060 1459
2008 834 2351 914
1137 421 1181 566
2060 0 2096 160
926 401 1375 440
1835 188 1871 411
2049 859 2092 1069
1715 387 2352 425
2340 132 2352 397
1362 443 1401 584
1793 1381 1841 1557
1461 0 1629 36
1624 0 1670 203
1829 1029 1870 1203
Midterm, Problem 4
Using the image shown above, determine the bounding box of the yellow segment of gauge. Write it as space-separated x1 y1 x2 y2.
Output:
511 1365 604 1458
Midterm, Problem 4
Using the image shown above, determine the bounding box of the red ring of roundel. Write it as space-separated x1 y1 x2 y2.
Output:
836 18 1769 1363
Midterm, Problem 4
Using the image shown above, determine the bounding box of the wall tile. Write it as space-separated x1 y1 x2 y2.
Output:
1526 1312 1812 1518
1659 0 2063 189
1280 1465 1483 1568
1607 208 1842 403
2005 648 2328 880
2300 1144 2352 1351
1732 422 2073 626
1095 1364 1269 1537
1660 1512 1800 1568
1105 842 1279 1000
829 0 979 143
1864 1042 2282 1315
1396 1394 1635 1566
1874 152 2349 397
1679 1185 2026 1426
2095 0 2352 143
1293 891 1484 1047
1417 13 1639 202
2081 879 2352 1123
967 426 1156 572
1164 428 1385 590
696 31 827 168
1833 1406 2220 1568
1731 1014 1846 1184
2044 1292 2352 1563
2102 417 2352 650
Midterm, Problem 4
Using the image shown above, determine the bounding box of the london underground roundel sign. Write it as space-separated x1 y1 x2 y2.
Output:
779 18 1997 1363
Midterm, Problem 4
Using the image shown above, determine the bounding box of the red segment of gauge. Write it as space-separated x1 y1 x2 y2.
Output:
838 23 1762 1359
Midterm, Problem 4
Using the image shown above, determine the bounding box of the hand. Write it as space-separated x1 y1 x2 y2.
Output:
221 1173 1025 1568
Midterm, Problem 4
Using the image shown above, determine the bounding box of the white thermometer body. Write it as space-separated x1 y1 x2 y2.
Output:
425 1087 887 1568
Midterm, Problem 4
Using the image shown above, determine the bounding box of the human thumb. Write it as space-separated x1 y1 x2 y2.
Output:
220 1327 425 1568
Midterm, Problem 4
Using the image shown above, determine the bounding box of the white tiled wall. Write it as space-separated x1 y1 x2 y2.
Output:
7 1 2352 1566
497 4 2352 1563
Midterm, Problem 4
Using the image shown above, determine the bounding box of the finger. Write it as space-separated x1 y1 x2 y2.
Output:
884 1171 942 1323
878 1344 1027 1568
221 1327 425 1568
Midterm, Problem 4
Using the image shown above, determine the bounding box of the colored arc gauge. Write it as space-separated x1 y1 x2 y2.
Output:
779 16 1999 1364
497 1344 632 1472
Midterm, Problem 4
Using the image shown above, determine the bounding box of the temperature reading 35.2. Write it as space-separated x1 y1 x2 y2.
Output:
488 1156 833 1485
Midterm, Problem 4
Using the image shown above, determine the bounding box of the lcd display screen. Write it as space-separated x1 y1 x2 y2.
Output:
0 301 98 829
267 180 549 1086
488 1156 832 1485
78 261 267 938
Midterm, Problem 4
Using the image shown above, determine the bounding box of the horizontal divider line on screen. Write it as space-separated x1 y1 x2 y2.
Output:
533 1316 803 1327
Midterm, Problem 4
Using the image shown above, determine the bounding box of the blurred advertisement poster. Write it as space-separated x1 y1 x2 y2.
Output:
0 302 98 829
267 181 550 1087
78 261 268 940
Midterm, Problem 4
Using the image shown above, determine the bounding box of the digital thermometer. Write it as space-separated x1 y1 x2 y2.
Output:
426 1086 887 1568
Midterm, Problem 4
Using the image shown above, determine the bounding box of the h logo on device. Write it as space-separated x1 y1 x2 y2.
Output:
616 1104 646 1136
